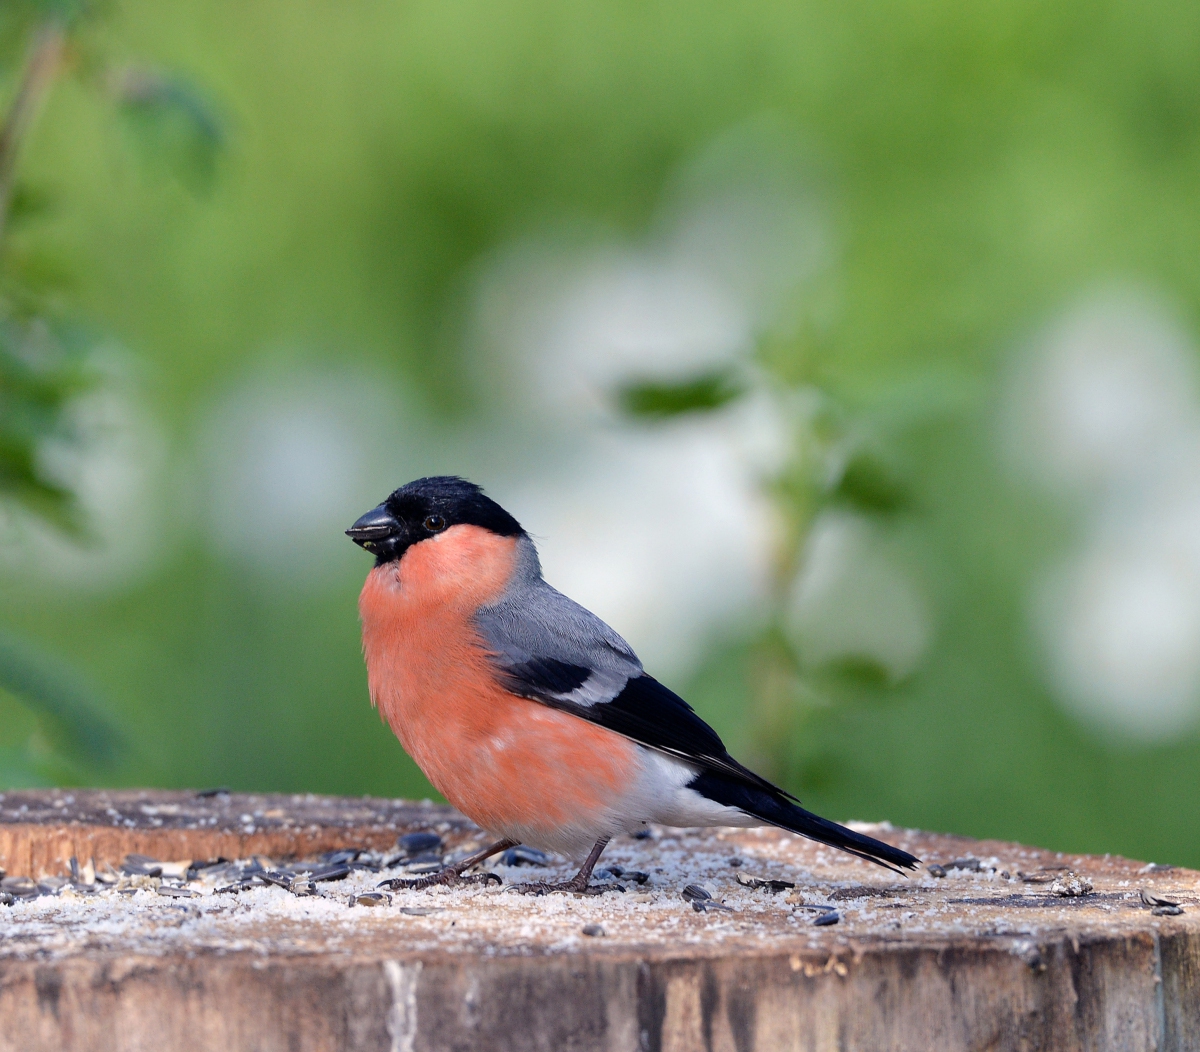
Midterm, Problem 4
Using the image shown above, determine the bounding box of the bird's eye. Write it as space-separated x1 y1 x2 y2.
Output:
423 514 447 533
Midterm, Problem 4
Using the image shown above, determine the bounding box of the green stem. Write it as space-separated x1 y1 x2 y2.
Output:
0 22 65 248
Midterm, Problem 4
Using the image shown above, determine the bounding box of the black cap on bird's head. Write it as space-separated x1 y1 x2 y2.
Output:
346 476 524 564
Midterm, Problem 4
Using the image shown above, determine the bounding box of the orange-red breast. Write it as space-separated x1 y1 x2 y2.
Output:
349 476 918 892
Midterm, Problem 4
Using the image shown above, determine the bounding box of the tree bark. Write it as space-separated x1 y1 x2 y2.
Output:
0 789 1195 1052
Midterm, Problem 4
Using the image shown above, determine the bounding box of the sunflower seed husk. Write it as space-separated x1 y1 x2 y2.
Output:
122 855 163 878
499 846 548 867
682 884 734 912
397 832 442 856
320 849 361 866
735 872 795 892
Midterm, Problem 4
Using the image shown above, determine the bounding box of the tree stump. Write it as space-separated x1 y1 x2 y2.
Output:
0 789 1195 1051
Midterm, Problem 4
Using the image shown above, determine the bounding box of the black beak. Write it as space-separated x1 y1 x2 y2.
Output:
346 504 399 550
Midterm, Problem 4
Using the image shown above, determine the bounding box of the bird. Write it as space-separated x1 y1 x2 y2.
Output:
348 476 918 894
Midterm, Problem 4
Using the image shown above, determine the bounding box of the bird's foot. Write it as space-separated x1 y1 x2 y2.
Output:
378 869 501 891
510 879 625 896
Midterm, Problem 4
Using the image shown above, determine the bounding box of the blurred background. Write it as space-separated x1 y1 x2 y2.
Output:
2 0 1199 867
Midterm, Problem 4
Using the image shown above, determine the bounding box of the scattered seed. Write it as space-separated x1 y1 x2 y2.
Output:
598 865 649 885
1 876 37 900
215 881 259 894
390 851 440 867
194 863 238 885
398 907 439 916
75 857 96 888
397 832 443 856
195 788 230 798
813 910 840 926
156 886 197 898
682 884 734 913
735 872 795 893
581 924 605 937
727 857 744 868
499 846 549 867
122 855 163 878
1140 863 1176 874
289 880 319 897
320 849 361 866
1140 889 1184 914
308 864 352 883
351 892 391 907
260 871 294 889
926 864 947 878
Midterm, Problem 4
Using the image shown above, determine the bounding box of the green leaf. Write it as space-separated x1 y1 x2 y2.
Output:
115 67 224 193
0 629 125 767
0 746 53 788
617 369 744 419
4 181 55 231
0 315 95 530
831 450 909 514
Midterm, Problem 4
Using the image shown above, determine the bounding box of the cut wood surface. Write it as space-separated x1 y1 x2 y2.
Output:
0 789 1196 1052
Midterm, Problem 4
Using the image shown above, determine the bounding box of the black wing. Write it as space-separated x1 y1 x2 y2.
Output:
494 655 797 802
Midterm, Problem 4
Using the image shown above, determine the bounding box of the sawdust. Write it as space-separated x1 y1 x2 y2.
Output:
1 823 1195 965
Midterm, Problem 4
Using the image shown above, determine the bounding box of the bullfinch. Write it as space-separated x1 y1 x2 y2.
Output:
348 476 918 894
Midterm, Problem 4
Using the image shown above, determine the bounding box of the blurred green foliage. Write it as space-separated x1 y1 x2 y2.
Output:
0 1 218 782
618 371 745 419
0 0 1197 867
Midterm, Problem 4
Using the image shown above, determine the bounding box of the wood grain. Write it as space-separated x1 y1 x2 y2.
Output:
0 790 1195 1052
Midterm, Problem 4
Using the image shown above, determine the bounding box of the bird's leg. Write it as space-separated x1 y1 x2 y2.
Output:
378 837 516 891
511 837 623 896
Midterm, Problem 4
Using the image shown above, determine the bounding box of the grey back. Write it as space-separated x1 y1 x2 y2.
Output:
472 536 643 704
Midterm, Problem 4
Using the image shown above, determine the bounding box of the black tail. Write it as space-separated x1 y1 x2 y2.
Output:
689 772 920 874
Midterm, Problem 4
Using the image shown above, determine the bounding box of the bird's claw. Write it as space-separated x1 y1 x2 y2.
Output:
510 880 626 897
378 870 501 891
